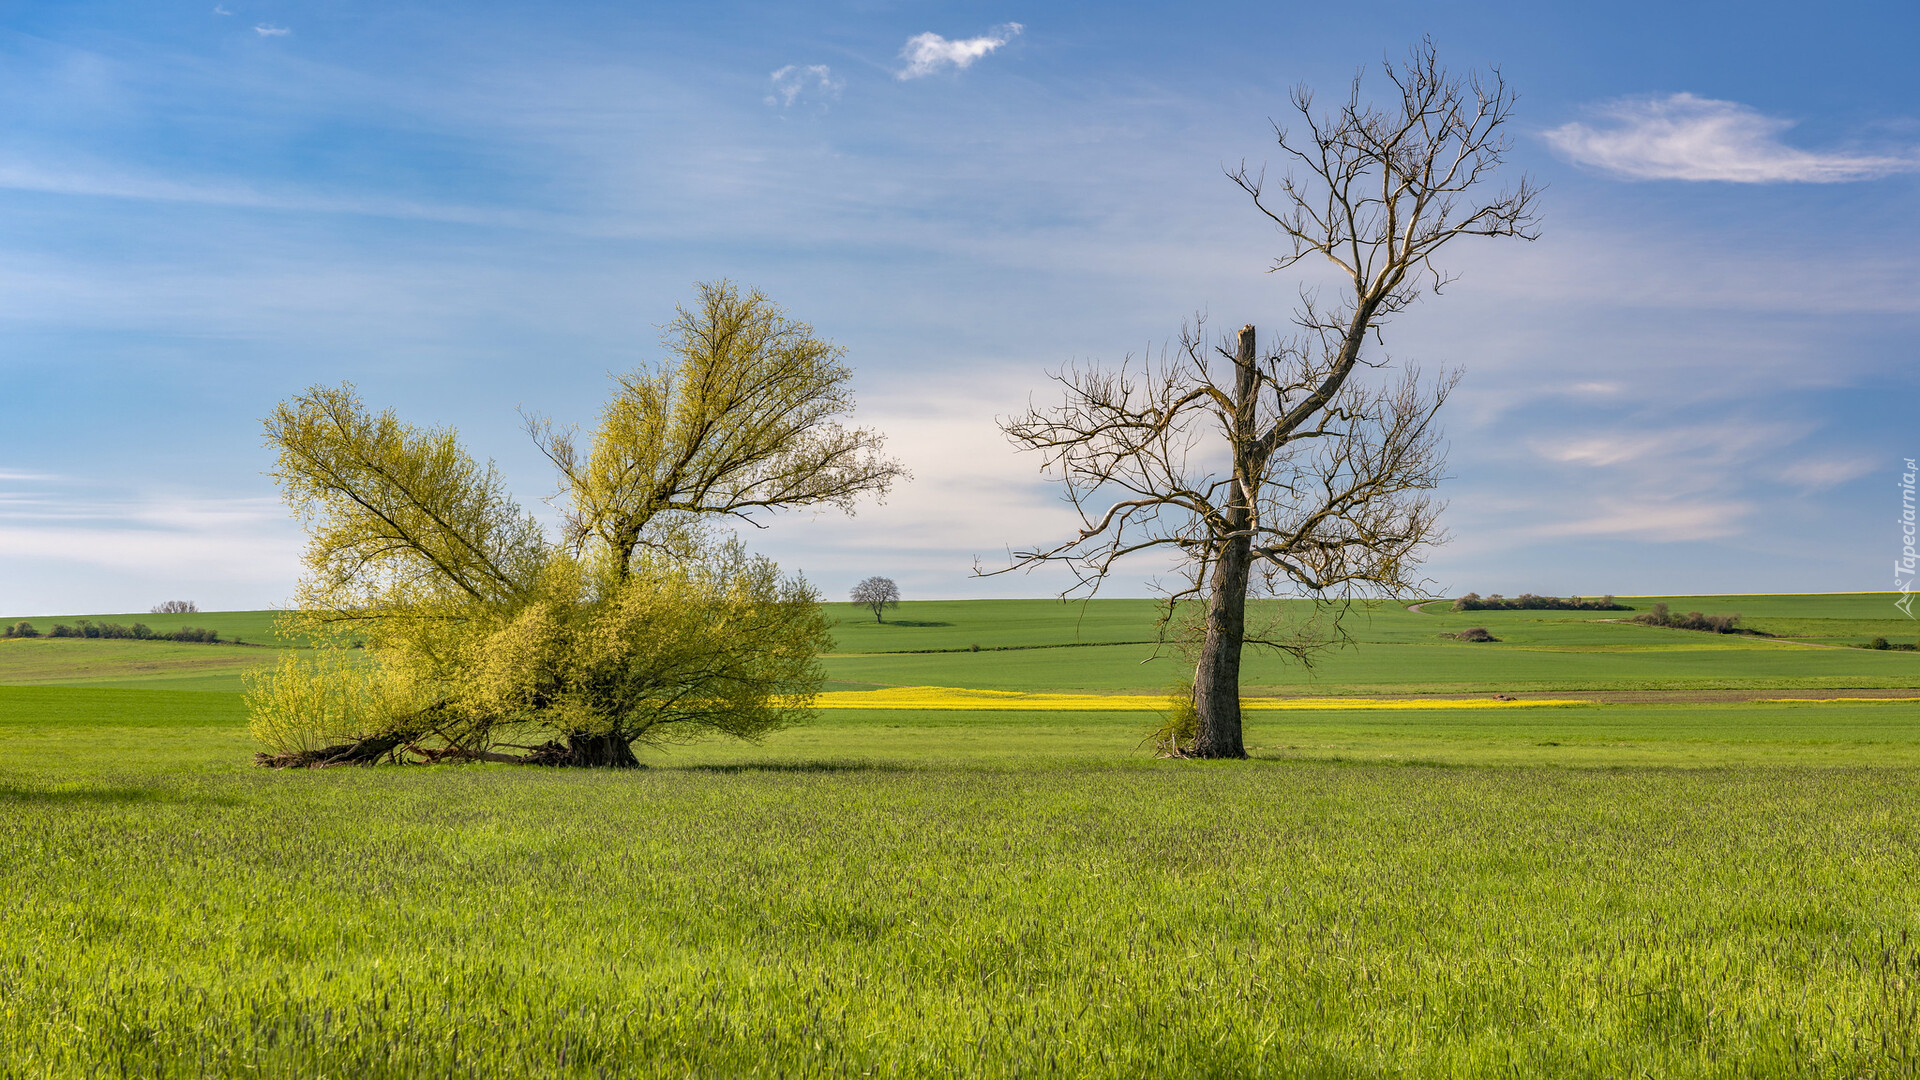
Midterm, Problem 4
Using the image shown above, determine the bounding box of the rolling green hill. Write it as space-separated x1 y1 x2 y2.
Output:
3 594 1917 695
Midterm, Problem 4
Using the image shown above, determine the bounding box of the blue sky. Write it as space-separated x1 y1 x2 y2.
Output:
1 0 1916 614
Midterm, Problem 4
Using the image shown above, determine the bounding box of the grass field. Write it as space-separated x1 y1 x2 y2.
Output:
2 595 1919 1077
7 594 1920 695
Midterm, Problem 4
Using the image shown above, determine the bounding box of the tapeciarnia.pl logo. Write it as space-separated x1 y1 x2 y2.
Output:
1899 458 1917 618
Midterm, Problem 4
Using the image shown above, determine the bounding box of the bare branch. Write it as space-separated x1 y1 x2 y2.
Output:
996 42 1536 758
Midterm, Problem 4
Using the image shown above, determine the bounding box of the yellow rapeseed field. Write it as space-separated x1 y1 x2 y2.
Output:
812 686 1592 711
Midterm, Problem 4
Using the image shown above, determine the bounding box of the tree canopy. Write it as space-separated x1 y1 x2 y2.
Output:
251 282 903 768
529 282 904 574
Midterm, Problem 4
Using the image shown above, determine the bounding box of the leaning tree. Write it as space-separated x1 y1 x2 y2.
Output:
990 42 1539 758
252 281 906 768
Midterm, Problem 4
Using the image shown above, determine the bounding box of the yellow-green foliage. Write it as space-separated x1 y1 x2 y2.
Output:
263 384 548 623
459 543 831 746
255 284 896 762
247 543 830 756
532 280 906 571
242 649 426 755
1144 677 1198 755
560 546 828 744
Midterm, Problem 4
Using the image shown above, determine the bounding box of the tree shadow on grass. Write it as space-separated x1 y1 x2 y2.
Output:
876 620 952 628
0 784 238 806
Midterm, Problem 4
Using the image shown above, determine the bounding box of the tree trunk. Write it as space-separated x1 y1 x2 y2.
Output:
1191 532 1250 758
254 733 409 769
1190 323 1259 760
561 731 642 768
412 736 643 767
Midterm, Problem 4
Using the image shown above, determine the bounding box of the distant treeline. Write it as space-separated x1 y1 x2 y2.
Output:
1629 604 1751 636
1451 593 1630 612
1866 637 1919 651
4 620 229 644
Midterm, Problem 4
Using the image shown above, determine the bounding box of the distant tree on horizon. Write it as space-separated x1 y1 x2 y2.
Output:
850 576 901 623
151 600 198 614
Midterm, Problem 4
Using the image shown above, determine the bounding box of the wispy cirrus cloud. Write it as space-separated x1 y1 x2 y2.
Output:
897 23 1022 80
1446 418 1806 545
1780 456 1875 492
1545 93 1917 182
1523 497 1754 542
0 161 533 226
1531 419 1807 478
0 470 301 612
765 64 841 108
254 24 290 37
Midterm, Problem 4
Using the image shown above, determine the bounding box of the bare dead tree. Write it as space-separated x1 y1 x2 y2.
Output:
986 40 1539 758
850 576 901 623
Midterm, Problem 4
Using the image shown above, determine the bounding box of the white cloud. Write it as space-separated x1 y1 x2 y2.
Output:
1779 457 1874 491
1528 420 1807 488
1525 498 1754 542
212 5 232 14
1431 417 1816 550
897 23 1023 80
0 480 302 613
1545 93 1917 182
706 369 1105 599
254 24 290 37
765 64 842 108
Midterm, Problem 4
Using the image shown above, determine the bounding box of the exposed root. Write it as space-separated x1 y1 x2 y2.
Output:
253 735 407 769
1149 729 1197 759
256 734 646 769
405 740 619 767
407 745 537 765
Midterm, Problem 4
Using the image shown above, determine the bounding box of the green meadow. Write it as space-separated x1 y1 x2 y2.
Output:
2 595 1919 1077
9 593 1920 695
